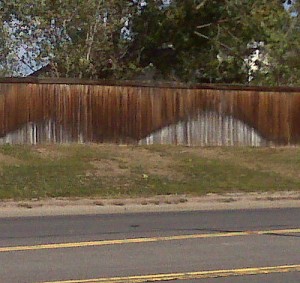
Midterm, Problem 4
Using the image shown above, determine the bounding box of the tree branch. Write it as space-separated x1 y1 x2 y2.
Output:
86 2 102 62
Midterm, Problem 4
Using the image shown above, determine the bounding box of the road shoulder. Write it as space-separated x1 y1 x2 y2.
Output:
0 191 299 218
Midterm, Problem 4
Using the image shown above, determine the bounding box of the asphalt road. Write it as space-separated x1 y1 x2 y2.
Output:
0 208 299 283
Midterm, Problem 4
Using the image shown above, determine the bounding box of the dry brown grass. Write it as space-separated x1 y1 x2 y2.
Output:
0 153 22 172
86 146 182 181
33 145 69 160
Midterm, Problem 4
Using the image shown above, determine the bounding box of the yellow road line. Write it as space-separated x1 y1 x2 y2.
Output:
41 264 300 283
1 228 299 253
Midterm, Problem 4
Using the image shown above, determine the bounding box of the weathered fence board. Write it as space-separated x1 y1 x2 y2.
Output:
0 79 300 146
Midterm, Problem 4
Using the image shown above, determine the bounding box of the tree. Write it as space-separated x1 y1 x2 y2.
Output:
127 0 292 84
0 0 297 85
1 0 137 78
256 0 300 85
0 2 12 76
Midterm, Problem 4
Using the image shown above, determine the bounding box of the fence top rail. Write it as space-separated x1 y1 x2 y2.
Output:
1 77 300 93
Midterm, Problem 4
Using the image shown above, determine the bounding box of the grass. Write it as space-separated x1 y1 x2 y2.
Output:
0 144 300 200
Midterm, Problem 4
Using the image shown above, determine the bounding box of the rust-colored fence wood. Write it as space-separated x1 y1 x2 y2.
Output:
1 78 300 146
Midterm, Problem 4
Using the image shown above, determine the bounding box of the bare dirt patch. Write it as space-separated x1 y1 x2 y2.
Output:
0 153 21 170
0 153 19 164
121 147 181 179
87 146 182 180
33 146 67 160
89 159 129 177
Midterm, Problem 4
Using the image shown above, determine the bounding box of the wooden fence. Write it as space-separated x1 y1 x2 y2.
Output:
1 78 300 146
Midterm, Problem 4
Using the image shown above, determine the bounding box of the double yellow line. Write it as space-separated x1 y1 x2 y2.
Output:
1 228 300 253
1 228 299 282
42 265 300 283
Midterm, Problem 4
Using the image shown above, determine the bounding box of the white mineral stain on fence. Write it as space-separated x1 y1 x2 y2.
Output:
139 111 268 146
0 120 82 145
1 112 267 146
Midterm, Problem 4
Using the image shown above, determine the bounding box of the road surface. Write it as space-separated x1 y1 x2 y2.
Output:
0 208 299 282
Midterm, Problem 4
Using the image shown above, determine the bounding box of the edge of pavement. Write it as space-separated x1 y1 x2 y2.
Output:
0 191 299 218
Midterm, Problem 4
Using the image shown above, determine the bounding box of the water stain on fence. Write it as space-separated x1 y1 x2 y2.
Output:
0 80 300 146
